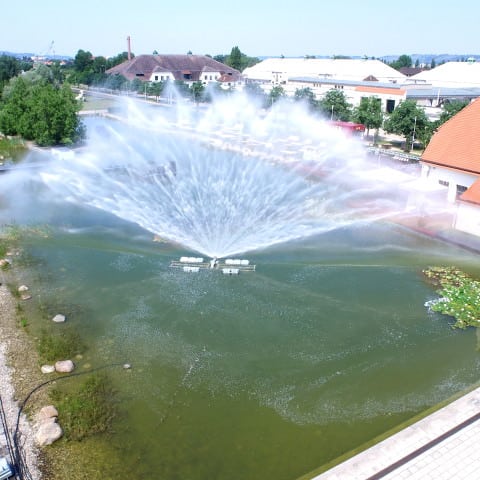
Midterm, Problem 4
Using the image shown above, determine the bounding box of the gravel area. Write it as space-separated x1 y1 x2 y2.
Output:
0 285 42 480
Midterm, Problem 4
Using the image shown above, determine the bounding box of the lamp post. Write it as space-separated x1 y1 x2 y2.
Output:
330 104 334 120
411 116 417 151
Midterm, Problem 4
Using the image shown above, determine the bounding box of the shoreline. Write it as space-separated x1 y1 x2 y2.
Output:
0 284 42 480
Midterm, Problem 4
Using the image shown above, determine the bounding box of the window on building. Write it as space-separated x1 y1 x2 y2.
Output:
456 185 468 196
439 180 449 187
386 99 395 113
154 75 158 81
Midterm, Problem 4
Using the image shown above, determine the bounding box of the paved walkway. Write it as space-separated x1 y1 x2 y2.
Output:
312 386 480 479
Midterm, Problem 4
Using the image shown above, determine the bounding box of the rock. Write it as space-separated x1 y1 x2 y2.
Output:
54 360 75 373
37 405 58 422
21 294 32 301
52 314 66 323
18 285 29 292
0 258 11 268
123 363 132 370
36 421 63 446
41 365 55 374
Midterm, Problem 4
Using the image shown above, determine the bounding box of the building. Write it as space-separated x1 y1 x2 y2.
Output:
106 54 241 86
420 97 480 236
409 60 480 88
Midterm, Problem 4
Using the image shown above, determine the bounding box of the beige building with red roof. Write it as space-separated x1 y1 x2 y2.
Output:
106 54 241 87
421 97 480 236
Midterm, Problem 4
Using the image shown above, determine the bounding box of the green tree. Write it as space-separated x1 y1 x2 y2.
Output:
390 54 413 70
147 81 165 101
73 49 94 72
267 85 285 106
224 47 260 71
438 100 469 124
318 89 352 121
0 78 84 146
0 77 30 135
244 82 265 103
105 52 132 70
190 81 205 103
104 74 127 91
227 46 243 71
0 55 26 89
430 58 436 69
294 87 317 109
383 99 429 151
352 96 383 140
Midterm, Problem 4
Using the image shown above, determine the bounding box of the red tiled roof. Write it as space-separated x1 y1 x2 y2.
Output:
422 98 480 174
106 54 241 82
460 178 480 205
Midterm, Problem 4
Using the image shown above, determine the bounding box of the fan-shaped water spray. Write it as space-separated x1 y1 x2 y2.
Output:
40 95 405 258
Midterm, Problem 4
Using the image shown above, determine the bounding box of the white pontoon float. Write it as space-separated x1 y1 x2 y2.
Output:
170 256 256 274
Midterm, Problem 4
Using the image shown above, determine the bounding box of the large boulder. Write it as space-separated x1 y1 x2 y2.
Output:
55 360 75 373
36 421 63 446
37 405 58 422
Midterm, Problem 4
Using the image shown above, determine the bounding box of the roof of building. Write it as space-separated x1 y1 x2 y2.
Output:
355 85 406 96
106 54 240 82
406 87 480 99
421 97 480 174
460 178 480 205
289 76 404 89
410 61 480 88
242 58 406 83
399 67 425 76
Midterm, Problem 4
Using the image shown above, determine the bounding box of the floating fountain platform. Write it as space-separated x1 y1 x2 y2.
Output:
170 257 256 274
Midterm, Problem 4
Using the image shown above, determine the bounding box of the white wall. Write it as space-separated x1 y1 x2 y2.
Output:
150 72 175 82
421 164 477 202
455 203 480 236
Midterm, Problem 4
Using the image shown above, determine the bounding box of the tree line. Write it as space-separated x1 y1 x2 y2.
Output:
0 49 470 149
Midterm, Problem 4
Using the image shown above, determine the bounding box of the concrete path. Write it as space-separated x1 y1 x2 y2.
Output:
312 387 480 479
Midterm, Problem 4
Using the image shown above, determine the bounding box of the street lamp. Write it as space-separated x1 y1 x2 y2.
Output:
411 116 417 151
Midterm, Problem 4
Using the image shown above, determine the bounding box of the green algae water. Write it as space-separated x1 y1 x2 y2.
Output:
7 215 480 480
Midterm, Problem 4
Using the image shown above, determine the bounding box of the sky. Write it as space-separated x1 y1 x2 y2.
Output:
2 0 479 59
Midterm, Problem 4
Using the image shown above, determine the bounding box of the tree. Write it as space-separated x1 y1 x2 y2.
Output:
224 46 260 72
438 100 469 124
267 85 285 106
293 87 317 109
383 99 429 151
430 58 436 69
73 49 94 72
352 96 383 140
190 81 205 103
244 82 265 104
0 55 31 90
318 89 352 121
105 52 132 70
390 54 413 70
227 46 243 71
0 77 84 146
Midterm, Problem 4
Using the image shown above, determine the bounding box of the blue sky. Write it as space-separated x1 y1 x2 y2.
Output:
2 0 479 58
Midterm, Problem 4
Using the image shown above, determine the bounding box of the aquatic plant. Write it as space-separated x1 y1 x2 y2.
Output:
51 374 117 441
423 266 480 329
